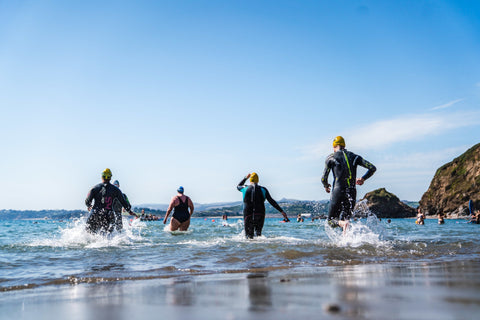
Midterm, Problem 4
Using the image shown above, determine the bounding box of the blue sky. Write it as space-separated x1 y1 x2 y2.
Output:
1 0 479 210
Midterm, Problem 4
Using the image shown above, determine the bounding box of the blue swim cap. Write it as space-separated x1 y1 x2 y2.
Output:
113 180 120 187
177 186 184 193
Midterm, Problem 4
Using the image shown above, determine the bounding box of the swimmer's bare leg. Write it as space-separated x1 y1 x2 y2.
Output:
179 219 190 231
169 218 181 231
339 220 350 235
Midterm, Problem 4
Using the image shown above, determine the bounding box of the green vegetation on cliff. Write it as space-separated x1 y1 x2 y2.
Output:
360 188 416 218
420 143 480 216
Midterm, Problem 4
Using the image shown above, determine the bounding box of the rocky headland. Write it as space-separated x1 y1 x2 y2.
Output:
420 143 480 217
357 188 416 218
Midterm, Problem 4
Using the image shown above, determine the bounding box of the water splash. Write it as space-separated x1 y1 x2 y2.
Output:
28 217 145 248
353 199 377 219
220 218 244 231
310 201 329 218
324 200 389 247
162 224 194 234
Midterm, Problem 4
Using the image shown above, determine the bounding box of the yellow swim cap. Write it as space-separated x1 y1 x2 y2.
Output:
250 172 259 183
102 168 112 179
333 136 346 148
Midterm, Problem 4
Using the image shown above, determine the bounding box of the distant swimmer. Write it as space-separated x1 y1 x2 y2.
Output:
473 212 480 224
468 200 479 224
112 180 132 231
321 136 376 233
163 186 194 231
237 173 290 239
416 207 425 225
438 213 445 225
85 168 135 234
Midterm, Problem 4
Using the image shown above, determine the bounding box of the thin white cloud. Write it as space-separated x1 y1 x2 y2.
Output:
363 146 471 200
349 111 480 150
377 146 469 170
430 98 464 110
302 111 480 159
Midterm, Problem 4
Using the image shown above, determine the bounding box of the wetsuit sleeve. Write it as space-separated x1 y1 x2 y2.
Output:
264 188 284 213
123 194 131 207
117 189 131 211
237 177 248 191
85 187 95 207
321 155 334 188
357 157 376 180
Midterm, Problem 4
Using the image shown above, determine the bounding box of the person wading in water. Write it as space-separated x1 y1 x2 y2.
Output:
163 186 194 231
321 136 376 233
85 168 135 234
237 172 290 239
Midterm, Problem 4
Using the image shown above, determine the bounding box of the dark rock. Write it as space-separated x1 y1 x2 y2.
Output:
324 303 341 313
420 143 480 217
358 188 416 218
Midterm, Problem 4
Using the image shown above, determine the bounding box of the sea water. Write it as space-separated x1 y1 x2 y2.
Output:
1 215 478 292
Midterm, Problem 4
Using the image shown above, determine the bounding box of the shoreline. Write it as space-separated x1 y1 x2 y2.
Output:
2 259 479 320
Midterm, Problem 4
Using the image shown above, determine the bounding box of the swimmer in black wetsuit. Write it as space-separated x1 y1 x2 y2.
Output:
112 180 132 231
237 173 290 239
163 186 194 231
321 136 376 232
85 168 134 234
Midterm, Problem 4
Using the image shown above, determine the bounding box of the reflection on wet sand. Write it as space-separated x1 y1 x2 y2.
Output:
247 273 272 312
1 260 480 320
165 277 196 306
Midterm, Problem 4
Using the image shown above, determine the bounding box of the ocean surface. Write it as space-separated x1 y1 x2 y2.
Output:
1 213 479 292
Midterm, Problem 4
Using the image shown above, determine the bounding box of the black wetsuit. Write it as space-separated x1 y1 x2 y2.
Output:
112 192 130 231
321 149 376 225
85 182 131 234
237 177 284 238
172 196 191 223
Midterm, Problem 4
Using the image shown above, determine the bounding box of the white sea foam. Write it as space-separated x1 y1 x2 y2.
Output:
178 238 228 247
173 229 305 248
28 217 145 248
227 231 305 244
163 225 194 235
220 219 244 229
324 200 391 248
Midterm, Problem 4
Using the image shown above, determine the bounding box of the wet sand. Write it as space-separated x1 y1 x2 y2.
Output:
2 260 480 320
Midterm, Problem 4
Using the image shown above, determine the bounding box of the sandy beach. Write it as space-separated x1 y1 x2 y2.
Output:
2 259 479 320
